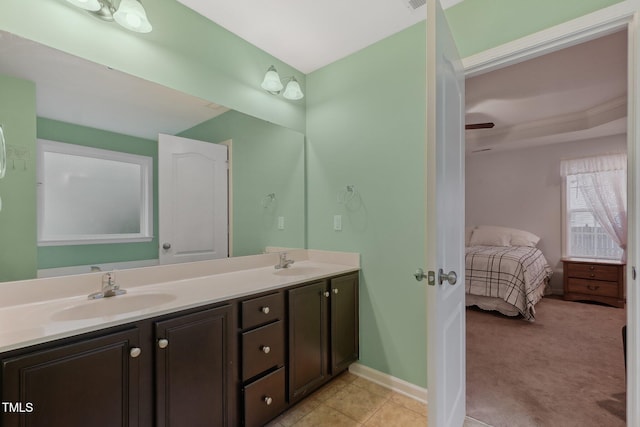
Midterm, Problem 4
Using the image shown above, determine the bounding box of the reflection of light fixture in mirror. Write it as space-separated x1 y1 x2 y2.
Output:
65 0 153 33
261 66 304 100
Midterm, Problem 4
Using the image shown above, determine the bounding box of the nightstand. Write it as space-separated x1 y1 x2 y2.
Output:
562 258 625 308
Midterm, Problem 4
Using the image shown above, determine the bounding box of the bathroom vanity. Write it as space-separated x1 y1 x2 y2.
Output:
0 250 359 427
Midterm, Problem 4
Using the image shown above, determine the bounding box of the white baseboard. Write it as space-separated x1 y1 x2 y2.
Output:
348 362 428 403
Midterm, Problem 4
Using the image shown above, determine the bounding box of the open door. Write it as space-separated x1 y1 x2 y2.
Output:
424 0 466 426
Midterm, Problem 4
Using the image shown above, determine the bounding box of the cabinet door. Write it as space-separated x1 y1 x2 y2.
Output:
2 328 140 427
155 305 232 427
288 281 328 401
330 273 359 373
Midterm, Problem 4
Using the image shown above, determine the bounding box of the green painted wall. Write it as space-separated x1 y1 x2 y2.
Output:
0 0 305 133
0 74 37 281
306 23 428 386
36 118 159 269
179 110 306 255
446 0 624 57
305 0 627 388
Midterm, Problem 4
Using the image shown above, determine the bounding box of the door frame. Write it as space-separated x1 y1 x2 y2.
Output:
458 1 639 425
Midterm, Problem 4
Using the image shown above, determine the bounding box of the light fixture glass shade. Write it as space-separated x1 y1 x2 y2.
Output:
261 66 284 93
283 77 304 100
66 0 102 11
113 0 153 33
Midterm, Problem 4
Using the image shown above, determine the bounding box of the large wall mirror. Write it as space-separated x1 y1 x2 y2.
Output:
0 31 306 282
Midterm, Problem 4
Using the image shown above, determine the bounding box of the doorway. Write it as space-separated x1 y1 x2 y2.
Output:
457 5 639 426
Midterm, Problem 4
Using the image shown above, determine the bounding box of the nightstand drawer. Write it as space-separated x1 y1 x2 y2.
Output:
566 263 619 281
566 278 619 298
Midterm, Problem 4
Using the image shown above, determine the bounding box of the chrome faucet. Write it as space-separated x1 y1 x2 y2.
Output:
275 252 294 269
88 271 126 299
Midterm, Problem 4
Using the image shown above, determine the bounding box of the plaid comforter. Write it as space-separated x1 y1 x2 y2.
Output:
465 245 553 320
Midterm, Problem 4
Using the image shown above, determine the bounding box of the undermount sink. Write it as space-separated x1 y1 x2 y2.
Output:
273 266 323 276
52 293 177 321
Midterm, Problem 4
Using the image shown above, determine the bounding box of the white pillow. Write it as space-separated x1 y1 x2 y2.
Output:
465 227 475 246
469 227 511 246
474 225 540 247
510 229 540 247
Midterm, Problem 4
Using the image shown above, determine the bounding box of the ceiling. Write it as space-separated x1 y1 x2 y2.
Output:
176 0 463 74
465 30 628 154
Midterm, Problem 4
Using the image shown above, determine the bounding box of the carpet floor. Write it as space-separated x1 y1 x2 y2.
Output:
466 297 626 427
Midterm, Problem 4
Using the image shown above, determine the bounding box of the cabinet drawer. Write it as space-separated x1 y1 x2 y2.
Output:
242 321 284 381
567 278 619 298
243 367 286 427
241 293 284 329
566 263 620 282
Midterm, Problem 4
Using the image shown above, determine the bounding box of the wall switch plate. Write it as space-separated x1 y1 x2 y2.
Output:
333 215 342 231
277 216 285 230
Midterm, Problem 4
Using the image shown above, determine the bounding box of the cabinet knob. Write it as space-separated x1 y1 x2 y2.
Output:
158 339 169 349
324 291 330 298
590 274 595 278
263 396 273 406
261 345 271 354
130 347 142 358
261 306 270 314
589 265 595 270
333 288 339 295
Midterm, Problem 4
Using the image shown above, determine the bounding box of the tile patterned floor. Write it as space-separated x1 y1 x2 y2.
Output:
265 371 494 427
265 372 427 427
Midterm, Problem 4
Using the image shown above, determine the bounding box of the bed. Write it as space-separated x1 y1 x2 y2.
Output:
465 226 553 321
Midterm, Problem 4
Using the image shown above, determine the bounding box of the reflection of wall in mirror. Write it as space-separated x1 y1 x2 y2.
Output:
0 87 306 281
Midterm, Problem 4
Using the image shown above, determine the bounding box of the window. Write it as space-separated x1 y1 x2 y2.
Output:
561 154 626 260
37 139 153 246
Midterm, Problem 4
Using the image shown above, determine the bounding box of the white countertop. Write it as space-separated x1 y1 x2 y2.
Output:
0 250 359 353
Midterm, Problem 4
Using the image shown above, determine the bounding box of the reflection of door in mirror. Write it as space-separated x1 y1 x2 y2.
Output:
159 134 229 264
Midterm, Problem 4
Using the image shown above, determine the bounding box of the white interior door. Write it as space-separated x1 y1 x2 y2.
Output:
158 133 228 264
425 1 466 426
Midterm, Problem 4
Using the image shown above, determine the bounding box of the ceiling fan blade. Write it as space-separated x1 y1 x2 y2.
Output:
465 122 495 130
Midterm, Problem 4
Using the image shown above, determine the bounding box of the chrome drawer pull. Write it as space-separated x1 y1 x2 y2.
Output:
264 396 273 406
261 306 270 314
261 345 271 354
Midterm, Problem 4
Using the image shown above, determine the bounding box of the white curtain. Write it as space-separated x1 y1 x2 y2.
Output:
561 153 627 261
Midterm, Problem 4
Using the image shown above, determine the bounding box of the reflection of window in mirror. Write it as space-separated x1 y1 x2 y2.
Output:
37 139 153 245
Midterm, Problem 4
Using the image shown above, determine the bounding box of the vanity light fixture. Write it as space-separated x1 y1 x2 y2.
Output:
65 0 153 33
261 66 304 100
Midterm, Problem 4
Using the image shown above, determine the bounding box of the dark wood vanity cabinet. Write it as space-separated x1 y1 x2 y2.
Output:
154 305 233 427
0 304 234 427
288 273 359 402
0 270 359 427
1 328 141 427
239 292 286 427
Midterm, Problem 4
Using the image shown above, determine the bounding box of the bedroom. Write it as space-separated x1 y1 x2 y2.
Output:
464 29 628 426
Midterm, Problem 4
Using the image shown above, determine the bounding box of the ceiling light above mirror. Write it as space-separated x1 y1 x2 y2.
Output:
261 66 304 100
65 0 153 33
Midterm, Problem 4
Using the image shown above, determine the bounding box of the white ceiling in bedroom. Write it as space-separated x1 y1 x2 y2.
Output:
465 30 628 154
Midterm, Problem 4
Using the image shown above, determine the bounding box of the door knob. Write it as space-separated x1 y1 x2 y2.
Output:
162 242 171 250
439 269 458 285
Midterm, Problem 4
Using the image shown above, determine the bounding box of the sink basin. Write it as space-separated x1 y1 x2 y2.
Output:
52 293 177 321
273 266 323 276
